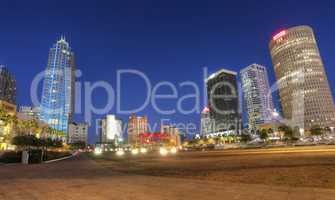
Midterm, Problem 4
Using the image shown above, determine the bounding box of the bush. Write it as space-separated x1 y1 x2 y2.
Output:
29 149 42 164
0 151 22 163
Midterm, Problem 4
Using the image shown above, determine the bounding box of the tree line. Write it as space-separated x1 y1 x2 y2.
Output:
0 108 65 148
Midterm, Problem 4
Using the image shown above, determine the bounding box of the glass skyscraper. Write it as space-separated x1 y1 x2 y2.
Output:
240 64 274 132
40 37 75 134
206 68 242 135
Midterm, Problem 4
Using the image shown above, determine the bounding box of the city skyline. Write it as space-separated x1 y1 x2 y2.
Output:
2 2 335 199
1 1 335 143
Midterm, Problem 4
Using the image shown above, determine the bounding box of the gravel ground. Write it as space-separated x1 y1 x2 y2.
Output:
1 146 335 200
93 146 335 189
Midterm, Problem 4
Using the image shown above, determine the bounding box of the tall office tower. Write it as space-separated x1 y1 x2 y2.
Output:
127 113 148 146
269 26 335 130
206 69 241 134
240 64 275 132
40 37 76 134
99 115 123 144
68 122 88 145
0 66 16 105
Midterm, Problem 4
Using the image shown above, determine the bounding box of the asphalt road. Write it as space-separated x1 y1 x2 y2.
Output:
1 147 335 200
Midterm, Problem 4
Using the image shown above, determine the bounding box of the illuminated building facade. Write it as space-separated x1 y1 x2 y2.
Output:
0 100 16 150
269 26 335 130
161 125 181 147
135 125 181 147
0 66 16 105
139 132 170 146
127 114 148 146
99 115 123 144
206 69 242 135
19 106 40 121
200 106 215 136
240 64 275 132
68 122 88 145
40 37 76 135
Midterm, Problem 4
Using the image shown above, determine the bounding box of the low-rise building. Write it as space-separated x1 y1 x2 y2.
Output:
161 125 181 147
68 122 88 145
128 114 148 146
18 106 40 121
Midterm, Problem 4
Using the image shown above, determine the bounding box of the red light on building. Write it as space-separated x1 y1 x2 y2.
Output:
273 30 287 41
202 106 210 113
139 132 170 144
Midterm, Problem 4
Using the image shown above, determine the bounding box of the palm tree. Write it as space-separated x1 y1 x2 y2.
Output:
11 135 39 151
56 130 65 139
260 129 269 141
214 137 220 145
241 134 252 143
0 109 12 126
0 108 16 147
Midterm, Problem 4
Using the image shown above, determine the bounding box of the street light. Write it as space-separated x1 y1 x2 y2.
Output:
140 147 147 154
94 147 102 155
299 128 305 137
160 147 168 156
272 111 279 118
170 147 177 154
116 150 125 157
131 148 139 155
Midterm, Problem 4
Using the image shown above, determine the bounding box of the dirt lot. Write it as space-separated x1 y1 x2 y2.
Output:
92 146 335 189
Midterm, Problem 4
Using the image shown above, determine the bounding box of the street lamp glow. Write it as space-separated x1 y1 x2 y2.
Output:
170 147 177 154
272 111 279 117
94 148 102 155
140 147 147 154
116 150 125 157
131 148 139 155
160 147 168 156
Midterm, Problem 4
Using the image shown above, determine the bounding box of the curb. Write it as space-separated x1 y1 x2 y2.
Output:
43 153 76 164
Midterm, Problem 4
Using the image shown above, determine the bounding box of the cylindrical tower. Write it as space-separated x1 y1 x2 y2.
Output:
269 25 335 130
